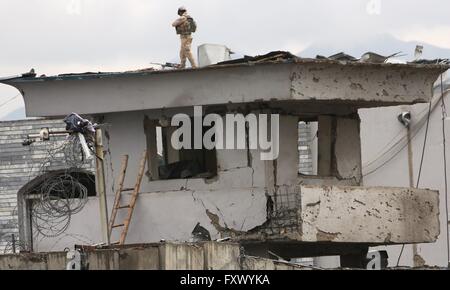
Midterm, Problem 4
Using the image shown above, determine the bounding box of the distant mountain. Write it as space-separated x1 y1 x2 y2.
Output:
2 34 448 122
298 34 450 61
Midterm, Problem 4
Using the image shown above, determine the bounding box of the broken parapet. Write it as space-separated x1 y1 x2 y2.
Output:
210 185 439 245
0 241 311 270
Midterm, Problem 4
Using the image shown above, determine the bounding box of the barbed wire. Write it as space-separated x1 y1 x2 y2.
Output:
0 206 24 254
16 133 94 251
2 237 28 254
31 135 92 238
47 233 97 252
0 123 96 255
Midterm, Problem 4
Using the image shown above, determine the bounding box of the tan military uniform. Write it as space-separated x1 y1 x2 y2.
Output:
179 34 196 69
172 13 197 69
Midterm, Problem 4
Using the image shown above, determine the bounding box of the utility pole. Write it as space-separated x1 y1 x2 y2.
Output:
406 125 420 267
95 128 110 245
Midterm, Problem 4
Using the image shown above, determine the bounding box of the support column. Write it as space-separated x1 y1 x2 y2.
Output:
95 128 110 245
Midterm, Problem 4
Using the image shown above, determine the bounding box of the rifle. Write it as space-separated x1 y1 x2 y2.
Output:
149 62 181 69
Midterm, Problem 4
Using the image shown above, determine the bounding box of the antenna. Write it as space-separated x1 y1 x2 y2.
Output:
414 45 424 61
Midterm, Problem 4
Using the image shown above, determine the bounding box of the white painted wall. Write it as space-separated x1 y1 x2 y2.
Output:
32 113 328 252
28 101 445 269
360 82 450 267
33 112 276 251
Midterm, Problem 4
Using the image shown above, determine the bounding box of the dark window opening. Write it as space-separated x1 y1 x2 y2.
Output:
25 171 96 199
158 124 217 180
145 117 217 181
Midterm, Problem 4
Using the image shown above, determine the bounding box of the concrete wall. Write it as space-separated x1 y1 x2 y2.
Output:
31 111 331 250
34 111 275 251
360 82 450 267
29 107 438 252
0 242 268 270
3 99 439 261
0 251 66 270
0 241 316 270
241 256 308 270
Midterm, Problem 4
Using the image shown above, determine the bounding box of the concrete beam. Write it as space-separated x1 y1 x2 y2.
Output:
300 185 440 244
2 62 445 117
290 62 445 104
236 185 439 245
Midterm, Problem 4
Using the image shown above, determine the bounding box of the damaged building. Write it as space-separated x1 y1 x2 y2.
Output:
0 50 448 269
0 118 96 253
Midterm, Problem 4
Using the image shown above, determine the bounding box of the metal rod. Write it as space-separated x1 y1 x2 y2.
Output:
407 126 420 267
439 74 450 268
28 130 70 138
12 234 16 253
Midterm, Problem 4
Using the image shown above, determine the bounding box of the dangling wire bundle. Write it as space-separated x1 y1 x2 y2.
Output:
28 133 94 239
31 173 89 238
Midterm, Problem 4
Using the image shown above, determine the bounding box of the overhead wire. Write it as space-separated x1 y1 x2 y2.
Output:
363 87 450 177
362 83 449 173
0 94 20 108
362 103 431 169
396 100 432 267
396 74 448 267
440 74 450 267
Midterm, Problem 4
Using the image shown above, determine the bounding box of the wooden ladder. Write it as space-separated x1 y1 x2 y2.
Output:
108 150 148 245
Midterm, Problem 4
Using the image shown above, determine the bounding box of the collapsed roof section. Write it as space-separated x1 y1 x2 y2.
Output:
0 51 448 117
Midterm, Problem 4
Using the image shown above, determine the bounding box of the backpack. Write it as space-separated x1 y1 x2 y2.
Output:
187 16 197 33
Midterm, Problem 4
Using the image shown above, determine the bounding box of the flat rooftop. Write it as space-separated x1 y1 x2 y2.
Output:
1 51 448 117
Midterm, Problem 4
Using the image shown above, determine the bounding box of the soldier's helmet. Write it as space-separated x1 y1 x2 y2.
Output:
178 6 187 16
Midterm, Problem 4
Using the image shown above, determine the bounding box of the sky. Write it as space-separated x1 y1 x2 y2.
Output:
1 0 450 119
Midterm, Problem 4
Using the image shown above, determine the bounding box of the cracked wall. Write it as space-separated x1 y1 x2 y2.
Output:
34 111 270 251
31 105 438 251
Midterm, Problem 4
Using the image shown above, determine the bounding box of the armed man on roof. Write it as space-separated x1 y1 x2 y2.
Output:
172 6 197 69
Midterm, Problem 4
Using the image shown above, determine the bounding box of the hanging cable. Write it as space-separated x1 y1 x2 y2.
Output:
364 102 434 177
364 104 431 178
362 102 432 170
415 103 432 189
396 88 434 267
440 74 450 267
396 73 449 267
363 86 450 177
0 94 20 108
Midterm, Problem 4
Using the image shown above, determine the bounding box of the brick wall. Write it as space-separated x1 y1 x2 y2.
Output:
298 122 314 175
0 118 68 253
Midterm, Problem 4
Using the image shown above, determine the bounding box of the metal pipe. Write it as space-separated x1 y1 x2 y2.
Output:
11 234 16 253
95 128 110 245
